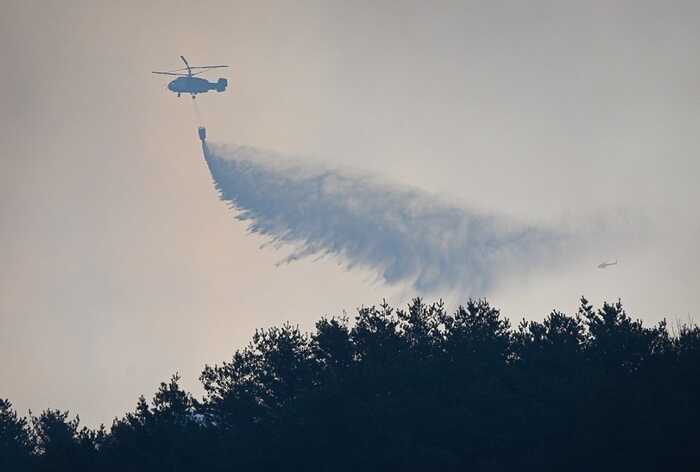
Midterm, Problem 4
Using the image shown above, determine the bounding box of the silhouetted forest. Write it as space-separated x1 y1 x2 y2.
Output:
2 298 699 471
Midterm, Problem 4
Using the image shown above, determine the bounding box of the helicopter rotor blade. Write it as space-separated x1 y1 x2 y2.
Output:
189 70 220 77
153 59 229 78
180 56 192 76
164 65 228 72
189 65 229 70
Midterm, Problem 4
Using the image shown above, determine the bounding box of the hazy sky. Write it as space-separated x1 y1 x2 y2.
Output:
2 0 699 426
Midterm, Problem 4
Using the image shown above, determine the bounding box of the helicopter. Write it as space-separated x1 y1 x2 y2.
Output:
152 56 228 99
597 260 618 269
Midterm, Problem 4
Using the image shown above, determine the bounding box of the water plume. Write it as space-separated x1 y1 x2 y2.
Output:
201 141 567 294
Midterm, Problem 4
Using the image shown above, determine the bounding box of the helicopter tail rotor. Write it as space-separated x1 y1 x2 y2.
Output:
215 78 228 92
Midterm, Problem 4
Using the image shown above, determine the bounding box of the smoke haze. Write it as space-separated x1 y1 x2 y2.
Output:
3 1 699 428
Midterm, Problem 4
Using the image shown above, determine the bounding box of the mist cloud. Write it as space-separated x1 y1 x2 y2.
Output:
202 141 568 294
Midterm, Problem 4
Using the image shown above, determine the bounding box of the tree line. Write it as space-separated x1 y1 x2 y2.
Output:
2 297 699 471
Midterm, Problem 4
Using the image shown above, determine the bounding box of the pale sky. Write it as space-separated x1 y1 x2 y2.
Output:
1 0 699 426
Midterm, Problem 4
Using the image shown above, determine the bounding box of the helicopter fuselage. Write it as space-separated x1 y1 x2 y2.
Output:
167 76 227 96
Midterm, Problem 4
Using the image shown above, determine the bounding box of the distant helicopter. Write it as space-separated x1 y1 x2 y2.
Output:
597 260 618 269
152 56 228 99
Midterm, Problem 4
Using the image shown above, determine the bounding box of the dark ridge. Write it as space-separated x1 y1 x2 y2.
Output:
2 298 698 471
